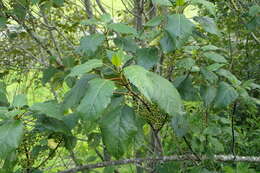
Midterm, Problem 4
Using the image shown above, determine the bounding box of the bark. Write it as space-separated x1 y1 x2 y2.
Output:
134 0 144 31
84 0 95 34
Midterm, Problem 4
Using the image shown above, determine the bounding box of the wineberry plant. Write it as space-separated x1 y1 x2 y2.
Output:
0 0 259 173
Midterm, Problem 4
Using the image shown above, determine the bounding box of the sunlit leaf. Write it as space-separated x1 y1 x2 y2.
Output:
124 65 183 116
67 59 103 77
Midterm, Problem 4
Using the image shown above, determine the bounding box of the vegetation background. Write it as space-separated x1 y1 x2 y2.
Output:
0 0 259 172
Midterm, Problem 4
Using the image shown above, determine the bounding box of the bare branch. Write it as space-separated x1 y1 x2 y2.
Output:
58 154 260 173
96 0 107 14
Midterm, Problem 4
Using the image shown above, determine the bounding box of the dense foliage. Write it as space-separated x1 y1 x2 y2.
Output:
0 0 259 172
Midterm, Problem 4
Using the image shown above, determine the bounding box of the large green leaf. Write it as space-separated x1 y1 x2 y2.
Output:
108 23 137 35
100 105 138 159
214 82 238 108
124 65 183 116
203 52 227 63
207 63 225 72
67 59 103 77
30 101 64 120
145 16 164 27
195 17 219 35
216 69 241 85
200 67 218 84
176 76 199 101
166 14 195 49
249 5 260 16
0 120 23 158
160 32 175 53
63 74 97 110
114 37 138 52
78 34 105 53
12 94 27 108
36 115 71 134
77 78 115 121
136 47 159 69
200 85 217 107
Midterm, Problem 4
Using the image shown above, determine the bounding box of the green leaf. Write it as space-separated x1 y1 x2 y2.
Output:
160 32 175 53
191 0 216 16
203 126 222 136
124 65 183 116
200 67 218 83
108 23 137 34
100 13 112 23
176 58 195 70
209 137 224 152
249 5 260 16
0 120 23 158
31 0 40 5
207 63 225 71
114 37 138 52
200 85 217 107
63 74 97 110
171 114 189 137
111 52 123 67
37 115 71 134
67 59 103 77
12 2 27 20
0 82 8 106
77 79 115 121
12 94 27 108
195 17 219 35
166 14 195 49
176 0 185 6
0 17 7 28
100 105 138 159
201 45 220 51
136 47 159 69
175 76 199 101
53 0 64 7
203 52 227 63
216 69 241 85
80 18 100 25
145 16 164 27
41 66 60 84
214 82 238 108
30 101 64 120
156 161 180 173
78 34 105 53
152 0 171 6
2 151 17 173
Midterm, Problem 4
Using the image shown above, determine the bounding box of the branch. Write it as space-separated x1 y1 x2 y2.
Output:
58 154 260 173
95 0 107 14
